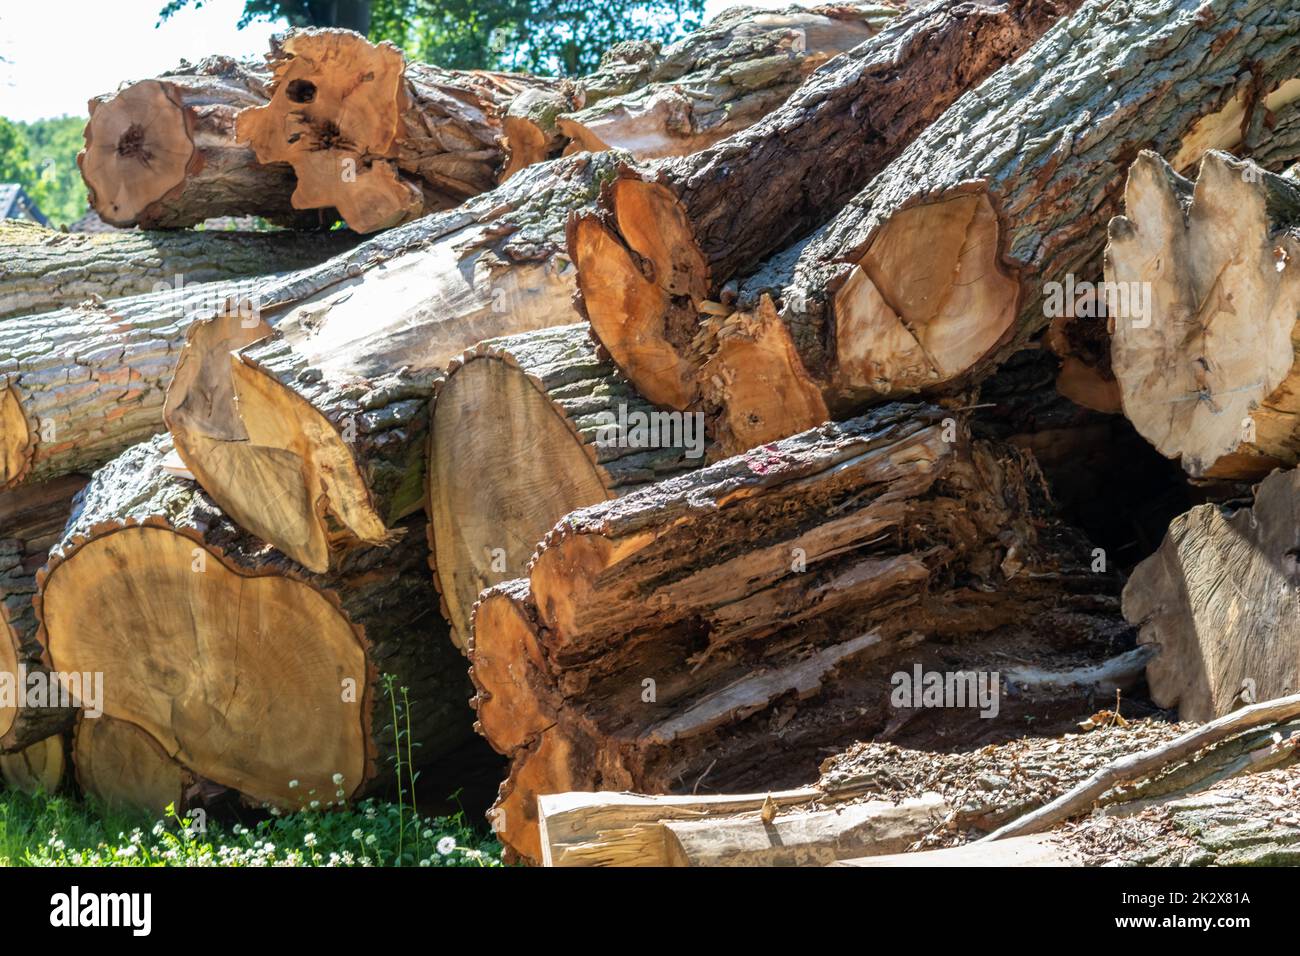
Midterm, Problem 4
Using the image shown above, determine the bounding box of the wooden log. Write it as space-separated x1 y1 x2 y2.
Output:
1122 468 1300 722
77 55 318 229
429 323 701 650
570 0 1085 411
471 406 1127 860
1107 151 1300 479
35 436 473 810
500 3 900 175
0 278 262 493
235 28 565 233
165 152 618 573
73 715 196 816
0 219 358 321
0 476 87 753
0 734 65 796
582 0 1300 454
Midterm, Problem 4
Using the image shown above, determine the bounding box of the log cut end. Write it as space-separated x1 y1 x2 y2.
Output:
74 716 193 816
0 735 64 796
0 384 31 490
830 189 1018 401
236 29 419 233
1108 150 1300 480
469 582 552 755
571 176 710 410
0 612 19 743
41 524 373 807
78 80 195 227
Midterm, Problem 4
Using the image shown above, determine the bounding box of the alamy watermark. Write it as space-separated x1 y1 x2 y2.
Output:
890 665 1001 718
0 666 103 718
594 403 706 460
1042 273 1152 329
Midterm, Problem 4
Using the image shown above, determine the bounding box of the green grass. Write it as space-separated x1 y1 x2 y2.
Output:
0 789 504 867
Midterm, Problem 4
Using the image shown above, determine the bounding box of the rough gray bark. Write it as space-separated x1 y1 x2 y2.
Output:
78 56 319 229
429 322 701 649
0 476 85 753
165 152 621 573
35 435 472 812
570 0 1084 410
0 219 358 320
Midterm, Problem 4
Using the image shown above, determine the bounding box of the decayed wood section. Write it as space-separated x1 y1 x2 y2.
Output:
236 28 564 233
0 477 86 753
73 715 196 816
429 323 700 650
0 219 358 321
1108 151 1300 480
165 153 617 573
0 278 259 493
0 734 65 796
36 436 473 811
78 56 315 229
470 406 1128 861
570 0 1084 411
1121 468 1300 723
550 2 899 161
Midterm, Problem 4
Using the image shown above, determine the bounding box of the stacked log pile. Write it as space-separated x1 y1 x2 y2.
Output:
2 0 1299 867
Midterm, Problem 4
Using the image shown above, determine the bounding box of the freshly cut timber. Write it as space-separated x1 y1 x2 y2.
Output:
78 56 314 229
0 278 259 493
0 477 85 752
236 28 564 232
0 219 358 320
429 323 701 650
571 0 1085 410
549 2 899 161
582 0 1300 452
470 406 1130 861
1122 469 1300 723
73 716 196 816
1107 151 1300 480
0 734 65 796
165 153 618 572
36 436 473 810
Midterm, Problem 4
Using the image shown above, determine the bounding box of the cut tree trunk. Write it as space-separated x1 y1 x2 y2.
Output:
470 406 1129 861
570 0 1086 411
0 278 264 493
35 436 473 810
580 0 1300 456
235 28 565 233
429 323 701 650
164 152 618 573
77 56 319 229
1107 151 1300 480
73 715 197 816
0 734 65 796
0 219 358 320
0 476 85 753
1122 468 1300 723
551 3 899 161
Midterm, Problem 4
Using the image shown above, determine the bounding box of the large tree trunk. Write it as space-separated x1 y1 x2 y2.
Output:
235 28 565 233
0 219 358 321
469 406 1127 861
35 436 473 810
550 3 899 162
570 0 1084 411
580 0 1300 455
1122 468 1300 723
0 278 268 493
164 153 617 573
77 56 320 229
1108 151 1300 480
0 477 85 752
429 323 700 650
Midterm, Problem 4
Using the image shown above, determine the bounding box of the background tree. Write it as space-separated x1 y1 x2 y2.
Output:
18 117 88 227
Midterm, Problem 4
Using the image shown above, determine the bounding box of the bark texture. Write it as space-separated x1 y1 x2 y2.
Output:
35 435 473 811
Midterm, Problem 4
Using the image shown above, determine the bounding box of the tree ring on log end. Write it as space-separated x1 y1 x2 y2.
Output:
42 526 372 807
832 190 1017 400
78 80 195 227
1 383 34 490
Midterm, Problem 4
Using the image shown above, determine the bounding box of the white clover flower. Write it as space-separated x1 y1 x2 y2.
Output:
422 829 434 840
288 779 300 789
364 834 377 846
352 828 364 840
332 773 345 785
419 858 431 867
437 836 456 856
304 833 318 847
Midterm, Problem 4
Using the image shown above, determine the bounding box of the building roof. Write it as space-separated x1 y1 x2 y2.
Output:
0 184 49 226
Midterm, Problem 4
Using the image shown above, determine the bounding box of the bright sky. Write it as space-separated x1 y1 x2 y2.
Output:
0 0 805 122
